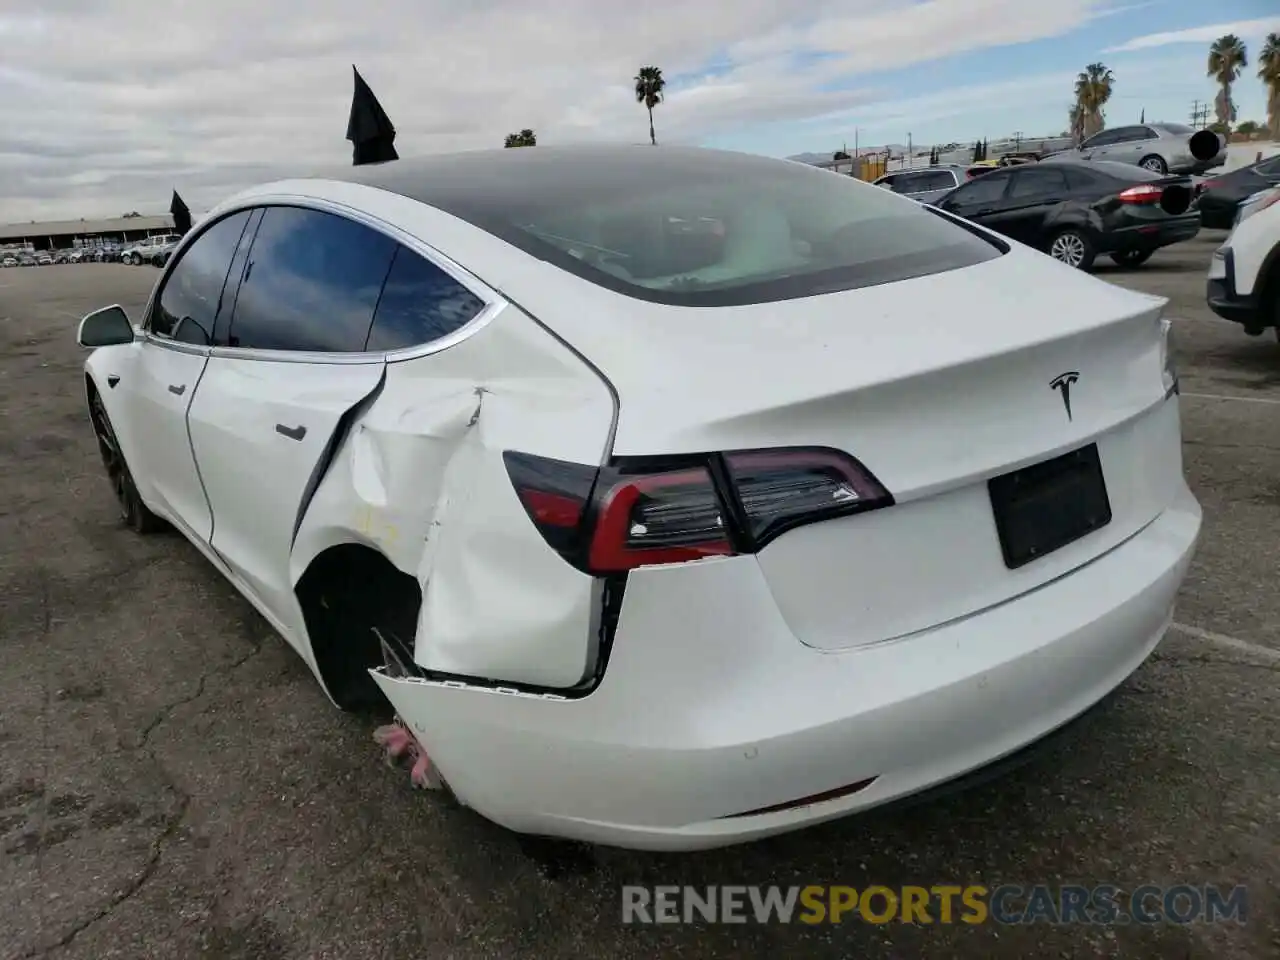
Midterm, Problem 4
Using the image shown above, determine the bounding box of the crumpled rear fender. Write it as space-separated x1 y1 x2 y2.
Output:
290 303 616 689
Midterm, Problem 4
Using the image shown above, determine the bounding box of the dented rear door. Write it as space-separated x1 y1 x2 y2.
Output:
289 302 617 689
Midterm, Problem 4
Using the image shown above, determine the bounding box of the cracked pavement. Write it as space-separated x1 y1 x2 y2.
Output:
1 238 1278 959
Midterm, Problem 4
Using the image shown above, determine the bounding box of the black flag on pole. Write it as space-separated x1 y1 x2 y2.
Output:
347 65 398 165
170 191 191 235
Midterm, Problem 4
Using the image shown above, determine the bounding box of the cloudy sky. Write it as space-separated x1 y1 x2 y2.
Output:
1 0 1277 222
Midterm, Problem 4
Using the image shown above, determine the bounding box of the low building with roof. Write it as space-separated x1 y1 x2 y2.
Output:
0 215 176 254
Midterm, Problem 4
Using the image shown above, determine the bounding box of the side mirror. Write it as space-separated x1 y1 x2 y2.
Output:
172 316 211 346
77 305 135 348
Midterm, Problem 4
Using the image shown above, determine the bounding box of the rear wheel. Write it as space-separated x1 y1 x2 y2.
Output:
1047 229 1096 271
89 393 164 534
1109 249 1153 268
1139 155 1167 174
129 253 142 265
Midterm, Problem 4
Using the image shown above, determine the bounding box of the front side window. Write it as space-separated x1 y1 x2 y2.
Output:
228 206 397 352
364 246 486 351
422 154 1001 306
150 210 252 343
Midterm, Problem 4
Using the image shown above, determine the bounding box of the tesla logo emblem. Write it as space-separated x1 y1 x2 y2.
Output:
1050 371 1080 421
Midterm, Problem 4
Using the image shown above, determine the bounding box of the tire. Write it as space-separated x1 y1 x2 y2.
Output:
89 393 165 534
1139 155 1167 174
1047 228 1097 271
1109 249 1154 268
130 253 142 266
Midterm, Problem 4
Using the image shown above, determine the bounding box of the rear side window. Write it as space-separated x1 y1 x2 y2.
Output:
364 246 487 351
150 210 252 343
1008 168 1069 198
228 206 396 352
1062 168 1102 191
1089 161 1164 182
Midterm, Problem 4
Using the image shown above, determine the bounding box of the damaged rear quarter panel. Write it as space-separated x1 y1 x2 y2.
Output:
290 302 616 688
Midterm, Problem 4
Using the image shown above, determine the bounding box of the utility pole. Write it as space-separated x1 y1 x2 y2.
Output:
1013 130 1023 151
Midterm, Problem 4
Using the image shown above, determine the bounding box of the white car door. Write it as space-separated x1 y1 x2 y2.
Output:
121 208 257 542
186 205 393 629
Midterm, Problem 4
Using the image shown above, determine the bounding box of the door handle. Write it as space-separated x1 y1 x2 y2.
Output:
168 383 186 396
275 423 307 441
974 207 995 216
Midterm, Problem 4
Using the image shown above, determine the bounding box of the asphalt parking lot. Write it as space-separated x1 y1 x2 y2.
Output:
1 239 1278 960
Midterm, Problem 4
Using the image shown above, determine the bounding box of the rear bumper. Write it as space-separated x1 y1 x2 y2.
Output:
373 480 1201 851
1102 215 1199 253
1206 248 1264 327
1172 156 1226 175
1207 278 1261 325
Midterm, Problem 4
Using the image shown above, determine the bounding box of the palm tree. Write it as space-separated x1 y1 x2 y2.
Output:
1072 63 1114 139
1259 32 1280 140
634 66 665 145
1068 102 1085 144
503 129 536 148
1207 34 1248 134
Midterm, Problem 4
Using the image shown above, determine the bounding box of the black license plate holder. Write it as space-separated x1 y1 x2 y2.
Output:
988 444 1112 570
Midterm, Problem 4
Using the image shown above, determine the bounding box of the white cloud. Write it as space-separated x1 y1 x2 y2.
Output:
1104 16 1280 53
0 0 1117 221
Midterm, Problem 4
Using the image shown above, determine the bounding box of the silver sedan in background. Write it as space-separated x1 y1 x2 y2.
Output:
1044 123 1225 175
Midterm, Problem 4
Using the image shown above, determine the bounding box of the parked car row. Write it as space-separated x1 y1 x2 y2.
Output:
0 235 182 269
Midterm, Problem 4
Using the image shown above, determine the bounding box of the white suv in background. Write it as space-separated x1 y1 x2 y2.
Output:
1207 187 1280 339
121 234 180 265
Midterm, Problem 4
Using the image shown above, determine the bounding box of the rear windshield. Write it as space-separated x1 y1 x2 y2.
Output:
382 148 1002 307
1089 161 1165 182
1157 123 1194 135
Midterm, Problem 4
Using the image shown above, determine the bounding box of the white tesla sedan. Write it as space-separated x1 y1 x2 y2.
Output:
76 145 1201 851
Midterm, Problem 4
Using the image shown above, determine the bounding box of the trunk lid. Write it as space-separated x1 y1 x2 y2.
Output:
528 245 1181 649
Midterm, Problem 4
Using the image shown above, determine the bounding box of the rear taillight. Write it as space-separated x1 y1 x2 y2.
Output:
1117 184 1163 204
504 447 894 574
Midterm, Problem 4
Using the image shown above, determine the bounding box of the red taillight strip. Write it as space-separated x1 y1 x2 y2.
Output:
587 468 734 571
721 777 879 818
1118 184 1162 204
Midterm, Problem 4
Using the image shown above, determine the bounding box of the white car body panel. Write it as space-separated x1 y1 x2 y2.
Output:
1219 190 1280 297
112 340 214 542
77 157 1202 850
